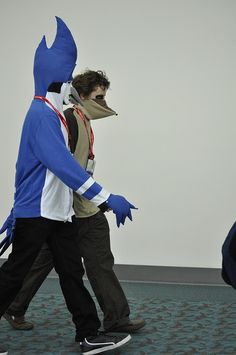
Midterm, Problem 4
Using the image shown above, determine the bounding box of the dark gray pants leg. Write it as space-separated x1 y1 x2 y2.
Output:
0 218 49 316
7 243 54 317
77 212 130 330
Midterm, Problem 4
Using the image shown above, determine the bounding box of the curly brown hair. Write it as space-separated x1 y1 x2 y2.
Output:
72 70 110 98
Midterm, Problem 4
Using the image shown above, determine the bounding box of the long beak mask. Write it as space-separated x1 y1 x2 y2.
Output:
69 86 117 120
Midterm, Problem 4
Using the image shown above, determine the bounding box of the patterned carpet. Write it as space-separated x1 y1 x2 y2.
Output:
1 281 236 354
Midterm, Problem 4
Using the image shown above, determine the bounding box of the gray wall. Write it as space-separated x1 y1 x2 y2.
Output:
0 0 236 269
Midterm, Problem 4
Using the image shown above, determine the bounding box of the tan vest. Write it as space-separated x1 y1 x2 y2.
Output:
72 109 99 218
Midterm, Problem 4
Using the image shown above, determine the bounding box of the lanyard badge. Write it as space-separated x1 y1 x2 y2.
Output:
86 158 96 176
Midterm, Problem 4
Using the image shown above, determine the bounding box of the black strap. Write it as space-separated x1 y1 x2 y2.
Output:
64 108 78 154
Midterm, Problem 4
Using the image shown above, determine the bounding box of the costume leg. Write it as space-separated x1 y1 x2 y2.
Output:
7 243 54 317
47 218 100 341
0 218 51 317
77 212 130 330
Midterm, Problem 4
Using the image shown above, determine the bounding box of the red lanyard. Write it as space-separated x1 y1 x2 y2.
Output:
74 106 95 159
34 95 72 149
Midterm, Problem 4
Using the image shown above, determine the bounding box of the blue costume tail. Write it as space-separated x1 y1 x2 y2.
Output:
0 209 15 256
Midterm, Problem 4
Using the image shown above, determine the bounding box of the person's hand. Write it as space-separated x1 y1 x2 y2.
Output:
107 194 137 227
0 209 15 256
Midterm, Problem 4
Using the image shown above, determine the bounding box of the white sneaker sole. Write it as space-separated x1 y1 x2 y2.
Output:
82 334 131 354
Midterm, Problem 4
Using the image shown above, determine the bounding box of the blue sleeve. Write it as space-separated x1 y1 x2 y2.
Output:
32 108 110 205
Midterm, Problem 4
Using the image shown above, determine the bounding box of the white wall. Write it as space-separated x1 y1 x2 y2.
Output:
0 0 235 268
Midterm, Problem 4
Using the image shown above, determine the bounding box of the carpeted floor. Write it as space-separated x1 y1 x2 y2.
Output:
1 280 236 354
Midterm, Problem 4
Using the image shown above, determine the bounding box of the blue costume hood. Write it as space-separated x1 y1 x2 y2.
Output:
33 16 77 96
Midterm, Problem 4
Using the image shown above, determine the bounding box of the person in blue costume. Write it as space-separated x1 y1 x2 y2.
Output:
0 17 135 355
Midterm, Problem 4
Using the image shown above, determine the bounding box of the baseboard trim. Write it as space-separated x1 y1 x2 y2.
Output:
0 258 225 286
113 264 224 285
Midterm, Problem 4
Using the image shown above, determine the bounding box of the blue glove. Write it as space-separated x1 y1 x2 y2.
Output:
107 194 137 227
0 209 15 256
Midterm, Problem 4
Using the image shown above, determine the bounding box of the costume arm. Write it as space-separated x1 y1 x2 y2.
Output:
33 110 109 206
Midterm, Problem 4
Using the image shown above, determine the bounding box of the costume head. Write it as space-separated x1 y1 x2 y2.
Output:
33 16 77 96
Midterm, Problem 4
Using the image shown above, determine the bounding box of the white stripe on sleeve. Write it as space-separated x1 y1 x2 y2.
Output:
76 177 95 195
90 188 110 206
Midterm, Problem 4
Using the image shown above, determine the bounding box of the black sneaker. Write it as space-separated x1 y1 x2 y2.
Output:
79 333 131 354
0 348 8 355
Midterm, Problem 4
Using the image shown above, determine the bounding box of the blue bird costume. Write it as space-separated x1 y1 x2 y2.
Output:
0 17 135 255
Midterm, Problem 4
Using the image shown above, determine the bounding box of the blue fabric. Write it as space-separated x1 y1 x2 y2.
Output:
107 194 136 227
222 221 236 288
82 183 103 201
33 17 77 96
